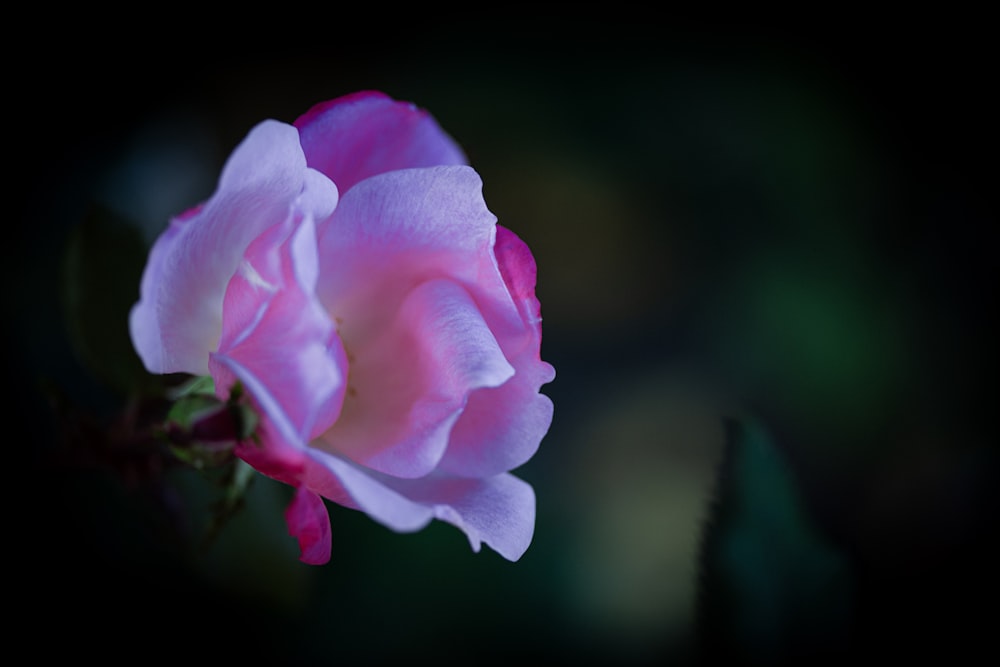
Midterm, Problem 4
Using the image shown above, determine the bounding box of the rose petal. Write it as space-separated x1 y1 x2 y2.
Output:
315 165 504 341
294 91 467 193
439 225 555 476
316 278 514 478
440 353 555 478
302 450 435 533
209 353 307 485
494 225 544 335
411 471 536 562
286 487 332 565
130 120 337 374
302 449 536 561
214 214 348 442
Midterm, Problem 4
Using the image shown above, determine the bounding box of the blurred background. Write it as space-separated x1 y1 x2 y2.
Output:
10 17 997 665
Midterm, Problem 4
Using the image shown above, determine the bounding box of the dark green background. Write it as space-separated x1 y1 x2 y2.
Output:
11 18 997 665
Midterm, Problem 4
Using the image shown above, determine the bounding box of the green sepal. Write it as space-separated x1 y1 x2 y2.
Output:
168 374 217 400
161 378 257 469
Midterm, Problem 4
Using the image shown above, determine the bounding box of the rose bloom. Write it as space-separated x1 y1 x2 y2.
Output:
130 92 554 563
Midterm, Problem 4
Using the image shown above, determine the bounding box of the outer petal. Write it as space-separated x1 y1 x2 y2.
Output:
129 120 337 375
214 214 348 443
214 350 535 562
316 278 513 478
209 353 307 484
440 352 555 477
302 451 435 533
494 225 545 337
315 165 509 343
413 472 536 562
440 226 556 476
294 91 467 194
286 487 332 565
302 449 537 561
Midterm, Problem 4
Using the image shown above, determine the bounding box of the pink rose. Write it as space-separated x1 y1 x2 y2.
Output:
129 91 555 563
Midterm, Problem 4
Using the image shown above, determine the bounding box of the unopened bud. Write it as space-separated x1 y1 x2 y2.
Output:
161 379 258 468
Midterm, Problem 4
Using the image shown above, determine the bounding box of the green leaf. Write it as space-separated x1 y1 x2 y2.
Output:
696 416 852 663
61 203 155 396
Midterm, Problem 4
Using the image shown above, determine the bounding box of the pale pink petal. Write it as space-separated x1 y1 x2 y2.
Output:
410 472 536 562
299 167 340 225
215 215 348 442
440 354 555 477
285 487 332 565
302 449 536 561
302 451 435 533
130 120 337 375
316 278 514 478
315 166 503 341
294 91 467 193
440 225 555 476
209 353 307 485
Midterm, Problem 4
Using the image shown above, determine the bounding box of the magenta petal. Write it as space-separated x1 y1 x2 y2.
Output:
215 215 348 442
317 278 514 478
494 225 544 335
302 450 536 561
286 487 332 565
129 120 336 375
294 91 467 194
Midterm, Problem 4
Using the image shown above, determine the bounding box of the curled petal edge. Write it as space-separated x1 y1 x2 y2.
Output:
302 449 537 562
